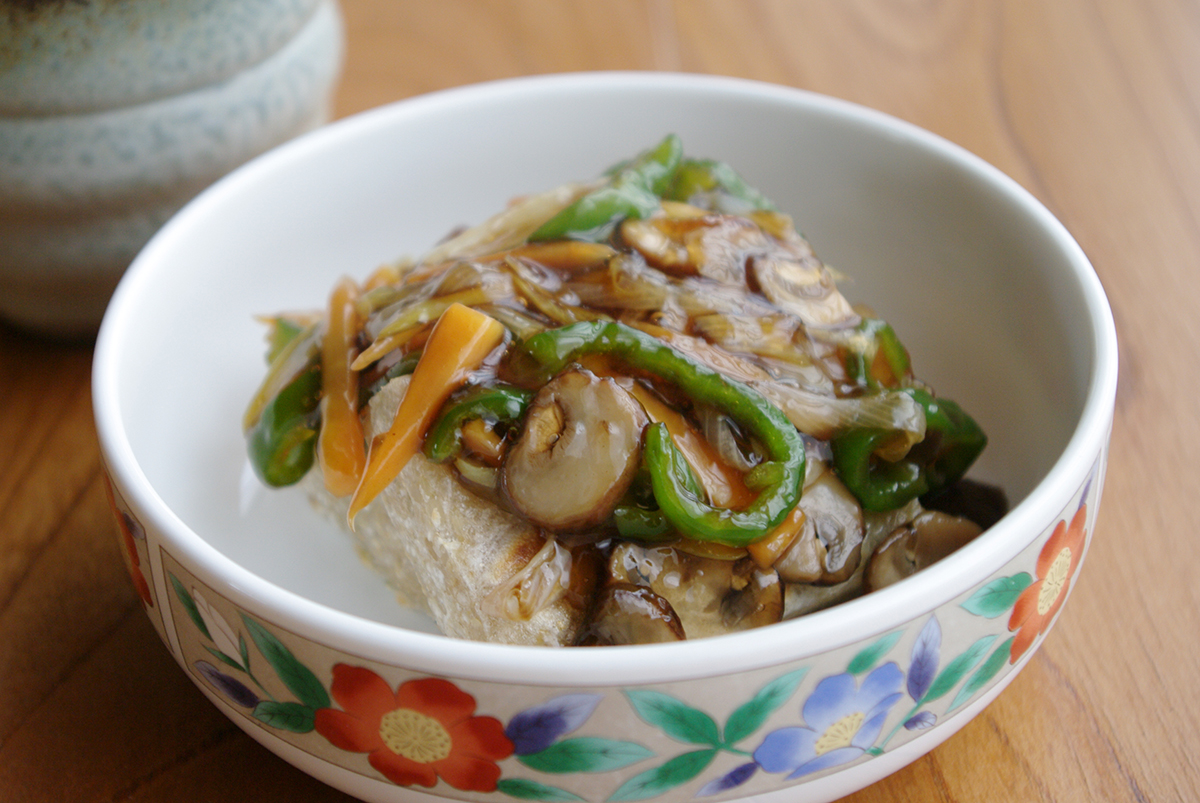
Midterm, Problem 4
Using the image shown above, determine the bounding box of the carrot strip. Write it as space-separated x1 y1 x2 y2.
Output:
349 325 425 372
625 383 757 510
347 303 506 524
318 277 368 497
350 287 496 372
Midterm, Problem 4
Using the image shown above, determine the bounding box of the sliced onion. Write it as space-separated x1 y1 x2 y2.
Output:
455 454 500 486
691 312 836 394
504 257 609 326
625 323 771 384
480 537 574 621
476 304 547 340
691 313 802 359
375 282 509 341
567 254 672 312
752 381 926 445
421 181 599 266
697 405 758 472
567 252 780 321
675 276 779 318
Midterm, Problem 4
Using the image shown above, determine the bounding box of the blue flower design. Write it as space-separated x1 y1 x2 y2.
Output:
505 693 602 755
195 660 259 709
696 762 758 797
753 662 904 779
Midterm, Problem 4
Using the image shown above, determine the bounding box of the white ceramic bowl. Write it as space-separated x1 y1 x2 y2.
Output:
93 73 1117 803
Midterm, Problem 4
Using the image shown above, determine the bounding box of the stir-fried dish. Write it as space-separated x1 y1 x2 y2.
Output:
244 135 1004 645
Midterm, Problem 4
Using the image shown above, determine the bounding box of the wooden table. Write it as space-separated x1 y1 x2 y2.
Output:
2 1 1196 800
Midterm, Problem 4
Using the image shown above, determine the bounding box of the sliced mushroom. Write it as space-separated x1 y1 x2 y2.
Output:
721 567 786 633
864 511 984 592
782 498 924 619
747 236 858 328
501 369 648 531
620 212 766 286
774 470 865 585
581 583 685 645
607 542 783 639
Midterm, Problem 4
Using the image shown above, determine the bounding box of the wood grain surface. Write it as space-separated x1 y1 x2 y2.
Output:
2 1 1198 800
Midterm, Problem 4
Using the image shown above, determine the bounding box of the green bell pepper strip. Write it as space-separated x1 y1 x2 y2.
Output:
521 320 806 546
612 504 676 541
831 387 986 512
663 157 778 214
265 316 308 364
246 359 322 487
529 134 684 243
613 457 706 542
844 318 911 390
423 385 533 463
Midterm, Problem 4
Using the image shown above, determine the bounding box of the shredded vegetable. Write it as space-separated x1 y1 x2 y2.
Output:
318 277 367 497
245 135 995 643
347 302 506 523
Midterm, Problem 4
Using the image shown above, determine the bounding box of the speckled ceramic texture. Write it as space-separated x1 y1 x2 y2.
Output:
0 0 342 335
0 0 323 114
91 75 1119 803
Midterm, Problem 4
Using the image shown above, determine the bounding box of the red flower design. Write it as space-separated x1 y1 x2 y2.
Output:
314 665 513 791
104 475 153 607
1008 504 1088 663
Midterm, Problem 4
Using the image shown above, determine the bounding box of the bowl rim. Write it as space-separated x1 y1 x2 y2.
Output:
93 71 1118 685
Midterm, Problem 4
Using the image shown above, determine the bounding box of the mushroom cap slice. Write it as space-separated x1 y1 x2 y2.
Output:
581 583 686 645
774 470 865 585
501 369 648 532
781 498 924 620
607 542 783 639
864 510 984 592
747 236 858 329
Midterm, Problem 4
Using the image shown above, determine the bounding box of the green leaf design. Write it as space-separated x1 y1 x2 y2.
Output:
253 700 316 732
948 636 1014 713
624 691 720 746
238 633 250 669
518 738 653 774
607 749 718 801
204 645 244 672
960 573 1033 618
723 667 809 745
169 573 211 640
241 614 331 710
496 778 586 801
847 630 903 675
922 635 997 703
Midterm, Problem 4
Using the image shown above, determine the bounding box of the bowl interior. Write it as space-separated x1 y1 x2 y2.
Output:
97 74 1103 644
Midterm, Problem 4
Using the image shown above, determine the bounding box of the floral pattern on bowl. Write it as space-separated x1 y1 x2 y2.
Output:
126 452 1102 803
103 473 171 649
